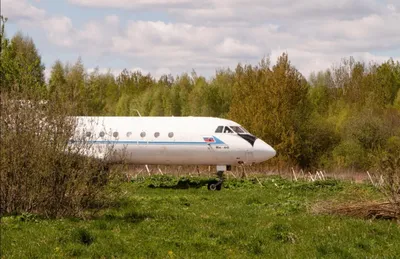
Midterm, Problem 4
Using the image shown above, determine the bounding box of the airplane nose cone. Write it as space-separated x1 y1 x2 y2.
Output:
253 139 276 162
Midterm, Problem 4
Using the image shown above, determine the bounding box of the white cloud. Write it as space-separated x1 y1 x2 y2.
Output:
68 0 385 23
131 67 149 75
42 16 74 47
87 67 124 77
44 67 51 82
6 0 400 78
105 15 120 25
78 22 104 43
40 12 400 77
40 16 117 55
108 21 221 58
2 0 46 21
216 38 260 57
155 67 171 78
387 4 397 12
68 0 192 9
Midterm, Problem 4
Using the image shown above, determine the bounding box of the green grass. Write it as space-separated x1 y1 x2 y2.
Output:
1 176 400 258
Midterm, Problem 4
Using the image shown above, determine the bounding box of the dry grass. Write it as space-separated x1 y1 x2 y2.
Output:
312 200 399 221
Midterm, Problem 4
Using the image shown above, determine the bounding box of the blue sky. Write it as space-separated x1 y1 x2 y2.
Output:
3 0 400 79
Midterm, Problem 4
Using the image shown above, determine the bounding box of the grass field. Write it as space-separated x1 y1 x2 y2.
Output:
1 176 400 258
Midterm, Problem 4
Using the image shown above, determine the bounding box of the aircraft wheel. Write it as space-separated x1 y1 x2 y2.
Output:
208 181 222 191
208 182 217 191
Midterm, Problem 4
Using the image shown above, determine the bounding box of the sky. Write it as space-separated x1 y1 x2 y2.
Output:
2 0 400 79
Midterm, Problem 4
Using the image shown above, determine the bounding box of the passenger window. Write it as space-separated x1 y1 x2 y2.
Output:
215 126 223 133
99 131 105 138
140 132 146 138
224 127 233 133
113 132 119 138
168 132 174 138
126 132 132 137
154 132 160 138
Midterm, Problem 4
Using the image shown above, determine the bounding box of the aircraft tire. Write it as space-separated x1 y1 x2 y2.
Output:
208 181 222 191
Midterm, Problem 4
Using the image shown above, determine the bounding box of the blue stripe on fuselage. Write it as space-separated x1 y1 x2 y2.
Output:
70 136 226 145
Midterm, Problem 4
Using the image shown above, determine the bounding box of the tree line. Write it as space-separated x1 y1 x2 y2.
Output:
1 16 400 171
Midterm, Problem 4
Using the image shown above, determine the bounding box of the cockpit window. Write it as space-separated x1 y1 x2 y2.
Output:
230 126 248 134
223 127 233 133
215 126 223 133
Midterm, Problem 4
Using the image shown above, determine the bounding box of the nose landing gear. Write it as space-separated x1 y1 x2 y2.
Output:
207 165 230 191
207 171 224 191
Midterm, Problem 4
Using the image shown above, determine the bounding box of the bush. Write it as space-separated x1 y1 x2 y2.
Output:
0 93 120 217
375 136 400 215
332 140 368 170
300 115 340 169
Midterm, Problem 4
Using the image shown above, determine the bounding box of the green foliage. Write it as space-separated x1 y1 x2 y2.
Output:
48 60 66 97
374 136 400 211
0 26 45 96
332 140 367 169
229 54 311 166
308 71 331 114
394 88 400 109
300 114 340 168
344 109 390 150
371 60 400 106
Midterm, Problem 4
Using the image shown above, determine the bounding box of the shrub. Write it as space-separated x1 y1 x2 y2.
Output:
0 92 121 217
375 136 400 216
332 140 368 170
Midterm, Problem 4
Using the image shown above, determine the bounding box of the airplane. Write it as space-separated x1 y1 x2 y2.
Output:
72 116 276 190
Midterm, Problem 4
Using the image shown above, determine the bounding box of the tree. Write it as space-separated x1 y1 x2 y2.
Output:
0 15 11 93
0 20 44 96
115 94 132 116
308 71 332 115
394 89 400 110
174 73 193 116
188 74 208 116
364 60 400 108
65 58 86 114
7 32 45 96
85 68 111 115
229 54 311 167
48 60 67 99
207 69 235 117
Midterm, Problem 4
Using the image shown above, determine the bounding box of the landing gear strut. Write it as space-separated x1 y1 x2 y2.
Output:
207 165 231 191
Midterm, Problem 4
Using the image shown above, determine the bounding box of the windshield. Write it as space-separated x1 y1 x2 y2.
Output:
230 126 249 134
224 127 233 133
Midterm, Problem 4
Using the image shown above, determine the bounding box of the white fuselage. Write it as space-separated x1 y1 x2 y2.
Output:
73 117 276 165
